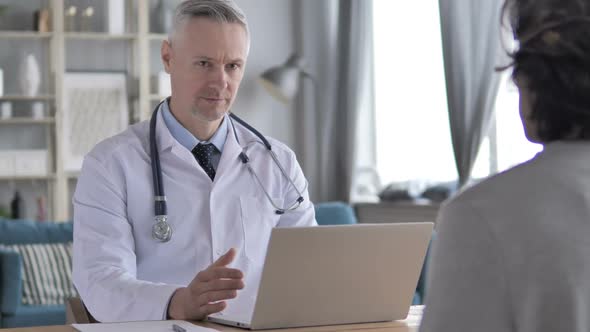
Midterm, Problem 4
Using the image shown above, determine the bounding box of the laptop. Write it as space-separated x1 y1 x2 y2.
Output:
207 222 434 330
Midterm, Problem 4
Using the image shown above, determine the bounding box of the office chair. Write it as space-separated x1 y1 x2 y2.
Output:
65 297 98 324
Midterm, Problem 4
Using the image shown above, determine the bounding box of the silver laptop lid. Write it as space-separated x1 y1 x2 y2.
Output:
249 222 433 330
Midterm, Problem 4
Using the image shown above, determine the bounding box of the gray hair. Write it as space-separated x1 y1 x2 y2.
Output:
169 0 249 41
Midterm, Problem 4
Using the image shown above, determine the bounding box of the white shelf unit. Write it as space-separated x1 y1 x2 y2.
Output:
0 95 55 101
64 32 137 40
0 174 57 181
0 0 160 221
0 31 53 39
148 33 167 41
149 94 166 101
65 171 80 179
0 118 55 124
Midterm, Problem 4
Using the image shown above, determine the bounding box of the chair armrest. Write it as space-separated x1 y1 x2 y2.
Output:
0 248 23 315
66 297 98 324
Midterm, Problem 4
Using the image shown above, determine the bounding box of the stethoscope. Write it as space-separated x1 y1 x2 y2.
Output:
149 100 307 242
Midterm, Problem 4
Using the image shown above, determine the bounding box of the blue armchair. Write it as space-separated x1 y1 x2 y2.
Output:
0 219 73 328
314 201 358 225
313 202 433 305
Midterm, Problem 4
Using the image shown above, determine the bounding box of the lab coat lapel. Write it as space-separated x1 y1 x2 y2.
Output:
154 105 208 174
215 115 244 182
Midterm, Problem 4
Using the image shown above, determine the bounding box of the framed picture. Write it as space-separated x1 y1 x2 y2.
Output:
62 72 129 172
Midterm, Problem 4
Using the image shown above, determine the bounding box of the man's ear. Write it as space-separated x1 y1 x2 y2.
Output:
161 40 172 74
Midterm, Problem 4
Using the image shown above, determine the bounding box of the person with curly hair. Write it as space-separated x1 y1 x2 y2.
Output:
420 0 590 331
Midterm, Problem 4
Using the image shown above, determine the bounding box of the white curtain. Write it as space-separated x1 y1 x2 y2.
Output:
439 0 505 186
294 0 376 202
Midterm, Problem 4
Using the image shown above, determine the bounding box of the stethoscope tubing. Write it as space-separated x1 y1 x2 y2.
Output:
149 99 305 242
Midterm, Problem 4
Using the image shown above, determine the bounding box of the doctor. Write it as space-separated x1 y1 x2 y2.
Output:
72 0 316 323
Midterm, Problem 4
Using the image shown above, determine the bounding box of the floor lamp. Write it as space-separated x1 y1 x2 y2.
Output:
258 53 315 104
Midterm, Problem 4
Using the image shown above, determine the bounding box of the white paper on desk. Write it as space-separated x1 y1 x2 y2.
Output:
72 320 218 332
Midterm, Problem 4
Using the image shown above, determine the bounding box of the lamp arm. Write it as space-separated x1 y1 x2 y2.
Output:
300 71 317 87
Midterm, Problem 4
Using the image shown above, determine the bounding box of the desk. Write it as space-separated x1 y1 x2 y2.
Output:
1 306 423 332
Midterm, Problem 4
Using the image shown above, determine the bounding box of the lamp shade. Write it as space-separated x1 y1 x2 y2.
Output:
259 54 307 104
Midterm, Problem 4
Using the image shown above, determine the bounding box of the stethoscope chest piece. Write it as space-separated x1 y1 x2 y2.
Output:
152 215 172 242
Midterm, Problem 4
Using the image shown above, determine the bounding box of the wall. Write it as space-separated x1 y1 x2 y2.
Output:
231 0 296 147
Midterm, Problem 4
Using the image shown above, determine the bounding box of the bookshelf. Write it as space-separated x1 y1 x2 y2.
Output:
0 0 168 221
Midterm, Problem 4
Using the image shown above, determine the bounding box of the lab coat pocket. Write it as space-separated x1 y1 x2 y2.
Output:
239 196 283 264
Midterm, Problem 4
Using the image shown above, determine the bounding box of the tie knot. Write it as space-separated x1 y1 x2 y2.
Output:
192 143 217 181
193 143 217 157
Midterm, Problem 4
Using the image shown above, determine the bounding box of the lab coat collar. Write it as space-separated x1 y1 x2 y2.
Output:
214 113 251 180
155 102 176 153
155 104 249 180
155 107 220 169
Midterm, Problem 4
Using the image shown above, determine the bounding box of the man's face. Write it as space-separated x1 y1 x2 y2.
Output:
162 18 248 122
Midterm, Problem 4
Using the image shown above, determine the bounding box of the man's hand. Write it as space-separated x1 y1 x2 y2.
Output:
167 248 244 320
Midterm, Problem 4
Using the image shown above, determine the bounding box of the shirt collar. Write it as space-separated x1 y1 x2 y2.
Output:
161 99 228 153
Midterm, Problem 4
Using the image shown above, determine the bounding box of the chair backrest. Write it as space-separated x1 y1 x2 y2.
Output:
0 219 73 245
66 297 98 324
314 202 358 225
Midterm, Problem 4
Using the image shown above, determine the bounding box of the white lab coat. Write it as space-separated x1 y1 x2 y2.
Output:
72 109 317 322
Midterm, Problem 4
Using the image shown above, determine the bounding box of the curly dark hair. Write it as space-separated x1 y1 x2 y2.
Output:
502 0 590 141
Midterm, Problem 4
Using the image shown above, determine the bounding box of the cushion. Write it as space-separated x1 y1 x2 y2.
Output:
0 243 77 305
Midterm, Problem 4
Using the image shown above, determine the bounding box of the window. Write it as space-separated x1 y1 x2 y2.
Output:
373 0 542 188
472 33 543 178
373 0 456 186
475 73 543 174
